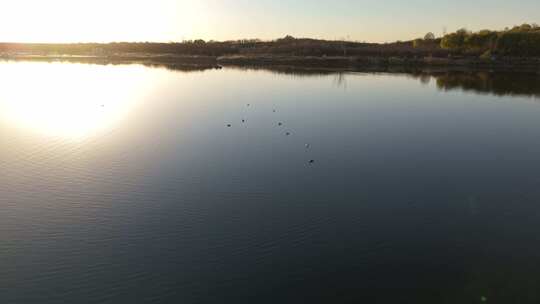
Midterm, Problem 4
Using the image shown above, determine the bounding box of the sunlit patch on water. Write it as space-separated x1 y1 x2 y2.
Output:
0 62 155 140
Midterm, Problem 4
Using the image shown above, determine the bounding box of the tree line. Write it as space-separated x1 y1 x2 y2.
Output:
438 24 540 56
1 24 539 58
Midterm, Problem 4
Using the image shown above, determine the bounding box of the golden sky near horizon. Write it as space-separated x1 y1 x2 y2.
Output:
0 0 201 43
1 0 539 43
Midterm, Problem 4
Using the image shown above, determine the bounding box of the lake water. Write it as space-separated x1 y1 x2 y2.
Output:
2 61 540 304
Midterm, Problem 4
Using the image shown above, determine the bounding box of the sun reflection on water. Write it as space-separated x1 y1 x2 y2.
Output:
0 62 155 140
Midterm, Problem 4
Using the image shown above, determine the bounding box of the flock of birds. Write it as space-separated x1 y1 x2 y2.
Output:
227 103 316 165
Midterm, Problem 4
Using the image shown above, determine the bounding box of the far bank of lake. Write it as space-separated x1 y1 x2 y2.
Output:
3 53 540 73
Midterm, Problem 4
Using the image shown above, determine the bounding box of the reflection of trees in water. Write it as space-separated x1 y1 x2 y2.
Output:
2 58 220 74
418 71 540 98
245 66 540 96
333 73 348 89
160 65 539 95
227 66 349 88
228 66 337 77
9 58 538 96
419 74 431 85
143 63 219 73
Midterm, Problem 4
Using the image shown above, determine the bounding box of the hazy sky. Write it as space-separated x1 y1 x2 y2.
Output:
1 0 539 43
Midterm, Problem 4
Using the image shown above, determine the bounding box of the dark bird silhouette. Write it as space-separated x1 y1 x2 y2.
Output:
227 124 232 127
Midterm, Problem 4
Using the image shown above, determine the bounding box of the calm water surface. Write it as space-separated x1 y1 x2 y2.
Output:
2 62 540 303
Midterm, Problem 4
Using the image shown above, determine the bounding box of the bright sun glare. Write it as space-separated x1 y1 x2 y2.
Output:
0 0 198 43
0 62 154 140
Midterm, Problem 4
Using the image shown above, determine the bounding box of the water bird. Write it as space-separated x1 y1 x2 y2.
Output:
309 160 315 164
278 122 283 126
273 109 276 113
247 103 250 107
305 144 311 149
286 132 291 136
242 119 245 123
227 124 232 127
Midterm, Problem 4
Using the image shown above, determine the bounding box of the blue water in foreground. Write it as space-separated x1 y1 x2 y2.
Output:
2 62 540 303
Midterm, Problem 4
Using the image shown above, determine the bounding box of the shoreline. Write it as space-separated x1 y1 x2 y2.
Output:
2 54 540 74
217 55 540 73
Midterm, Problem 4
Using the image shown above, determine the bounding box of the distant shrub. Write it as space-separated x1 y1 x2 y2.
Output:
465 30 497 50
413 37 440 50
277 35 296 43
441 28 470 50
